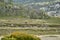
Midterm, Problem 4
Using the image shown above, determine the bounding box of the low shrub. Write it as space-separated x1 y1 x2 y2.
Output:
1 32 40 40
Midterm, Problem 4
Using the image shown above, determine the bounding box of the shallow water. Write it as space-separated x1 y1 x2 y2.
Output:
38 35 60 40
40 36 60 40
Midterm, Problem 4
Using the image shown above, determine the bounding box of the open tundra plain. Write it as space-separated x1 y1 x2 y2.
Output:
0 18 60 35
0 19 60 40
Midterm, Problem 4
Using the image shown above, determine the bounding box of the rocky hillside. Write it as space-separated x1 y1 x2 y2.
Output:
12 0 60 17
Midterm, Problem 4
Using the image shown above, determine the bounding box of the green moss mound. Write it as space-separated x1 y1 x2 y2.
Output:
1 32 40 40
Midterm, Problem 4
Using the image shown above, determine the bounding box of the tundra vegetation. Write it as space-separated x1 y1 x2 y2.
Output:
1 32 40 40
